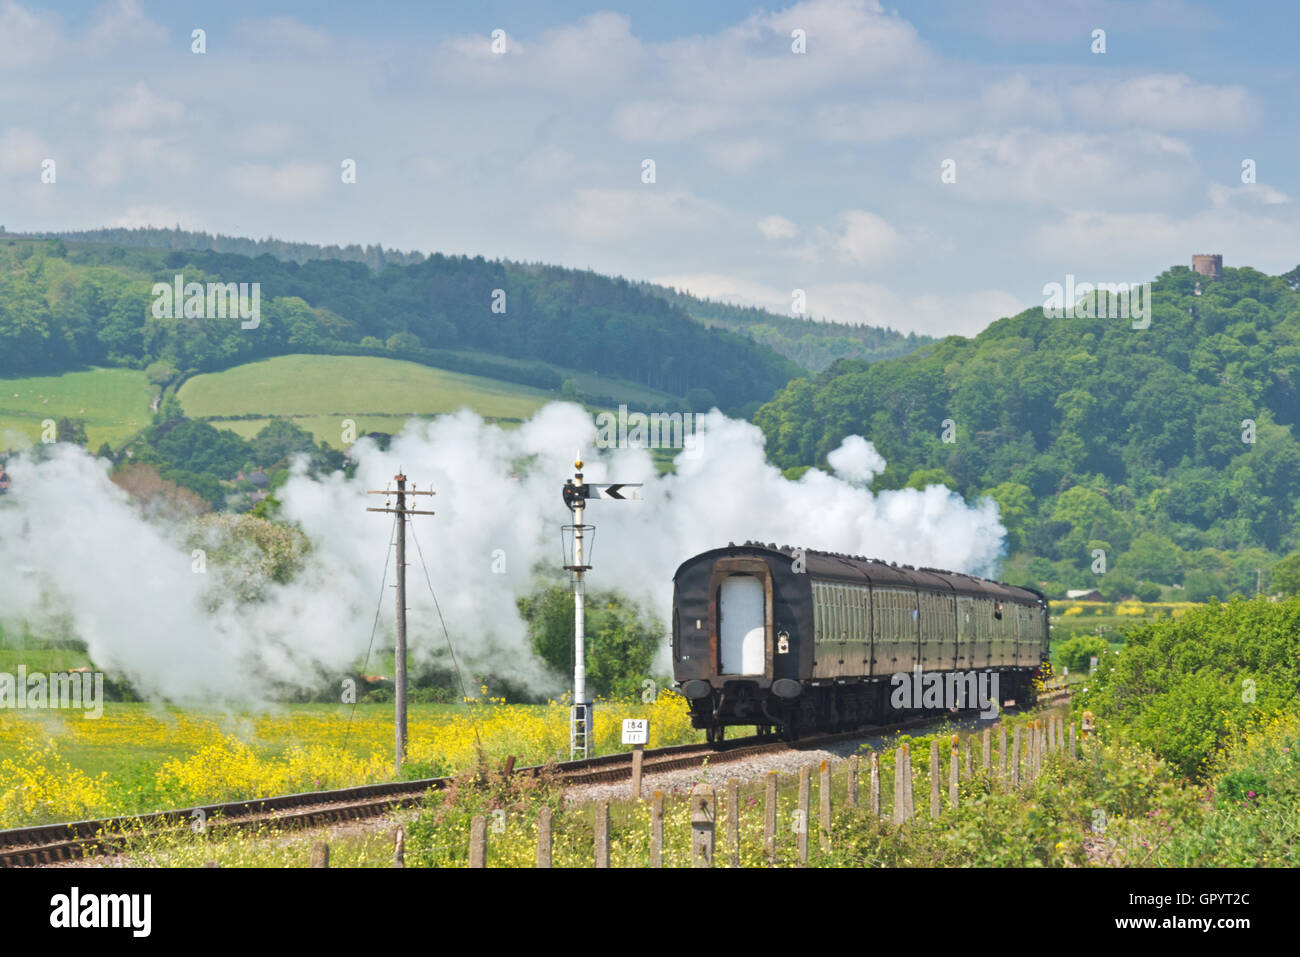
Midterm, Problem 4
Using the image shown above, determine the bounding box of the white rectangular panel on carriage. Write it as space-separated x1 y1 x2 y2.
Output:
719 575 766 675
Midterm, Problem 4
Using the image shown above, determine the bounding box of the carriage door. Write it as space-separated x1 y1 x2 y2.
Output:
719 575 766 675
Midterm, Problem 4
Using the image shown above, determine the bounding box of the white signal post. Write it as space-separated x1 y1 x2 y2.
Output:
562 454 641 760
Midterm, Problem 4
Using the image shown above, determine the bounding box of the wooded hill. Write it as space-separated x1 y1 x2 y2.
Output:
637 282 930 372
756 264 1300 597
9 226 930 377
0 234 803 413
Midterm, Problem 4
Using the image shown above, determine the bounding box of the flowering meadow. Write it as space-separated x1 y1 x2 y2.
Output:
0 691 698 828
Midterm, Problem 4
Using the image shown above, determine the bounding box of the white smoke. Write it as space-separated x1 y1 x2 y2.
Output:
0 404 1006 703
826 434 887 485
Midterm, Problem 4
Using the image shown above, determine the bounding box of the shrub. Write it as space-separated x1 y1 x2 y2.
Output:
1056 635 1109 673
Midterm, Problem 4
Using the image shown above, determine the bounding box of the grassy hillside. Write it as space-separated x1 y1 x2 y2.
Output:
0 367 152 449
179 355 554 420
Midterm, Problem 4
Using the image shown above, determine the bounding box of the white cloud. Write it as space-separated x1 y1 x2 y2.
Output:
548 188 724 242
97 83 183 131
227 162 332 201
235 16 330 55
939 128 1198 207
815 99 962 143
703 139 775 173
611 100 740 142
1033 207 1300 276
527 12 646 91
652 273 793 314
520 145 575 184
405 154 454 180
808 281 1026 336
1069 74 1256 131
981 73 1062 124
948 0 1221 43
91 136 193 188
1208 182 1289 207
0 0 61 68
650 273 1025 336
109 205 199 229
829 209 903 265
814 74 1058 144
84 0 166 53
657 0 931 104
239 122 296 155
758 215 799 241
0 127 52 175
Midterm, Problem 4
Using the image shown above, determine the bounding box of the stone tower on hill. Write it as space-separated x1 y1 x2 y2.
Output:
1192 254 1223 279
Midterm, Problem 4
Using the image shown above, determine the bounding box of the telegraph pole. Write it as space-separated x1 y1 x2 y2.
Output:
367 472 436 775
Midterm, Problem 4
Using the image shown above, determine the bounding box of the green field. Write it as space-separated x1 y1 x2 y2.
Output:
0 368 153 449
179 355 554 422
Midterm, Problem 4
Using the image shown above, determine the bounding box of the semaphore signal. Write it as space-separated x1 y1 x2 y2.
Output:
561 454 642 760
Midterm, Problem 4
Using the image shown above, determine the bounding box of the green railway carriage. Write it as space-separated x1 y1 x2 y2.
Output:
671 543 1049 740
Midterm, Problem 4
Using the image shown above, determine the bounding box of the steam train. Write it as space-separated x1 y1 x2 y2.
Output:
671 543 1049 740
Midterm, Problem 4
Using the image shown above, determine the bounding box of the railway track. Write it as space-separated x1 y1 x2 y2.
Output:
0 687 1070 867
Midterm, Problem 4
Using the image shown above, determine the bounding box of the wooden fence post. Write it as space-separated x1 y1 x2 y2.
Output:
764 771 777 865
902 745 914 821
310 841 329 868
650 792 663 868
594 801 610 868
1011 726 1021 788
819 761 832 854
999 725 1008 784
1058 717 1066 751
948 735 960 809
869 753 881 818
537 807 553 868
929 741 941 819
393 825 405 868
847 754 860 808
797 765 811 863
727 777 740 868
631 744 645 799
691 783 716 867
469 817 486 868
1070 722 1077 760
892 747 906 824
982 728 991 773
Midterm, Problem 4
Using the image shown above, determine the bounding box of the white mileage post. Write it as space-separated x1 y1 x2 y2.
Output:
622 718 650 799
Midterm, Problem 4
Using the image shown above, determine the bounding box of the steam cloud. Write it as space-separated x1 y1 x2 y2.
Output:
0 404 1006 703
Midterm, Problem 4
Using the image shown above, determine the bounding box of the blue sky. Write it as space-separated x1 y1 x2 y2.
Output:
2 0 1297 336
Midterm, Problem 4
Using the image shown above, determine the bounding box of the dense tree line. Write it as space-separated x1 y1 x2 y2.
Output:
755 264 1300 595
642 282 931 372
0 238 800 411
12 226 429 269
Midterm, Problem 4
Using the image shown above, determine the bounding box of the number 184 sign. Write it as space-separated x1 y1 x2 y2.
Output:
621 718 649 745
